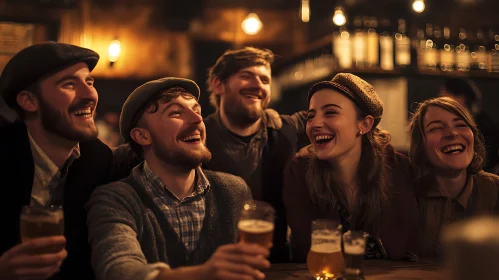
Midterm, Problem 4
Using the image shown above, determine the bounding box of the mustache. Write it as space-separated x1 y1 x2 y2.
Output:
68 99 96 112
240 87 263 94
178 125 204 139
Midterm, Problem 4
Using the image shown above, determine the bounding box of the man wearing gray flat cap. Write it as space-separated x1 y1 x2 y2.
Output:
0 42 130 280
86 78 271 280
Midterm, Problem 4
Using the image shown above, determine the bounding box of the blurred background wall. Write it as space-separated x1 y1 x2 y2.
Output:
1 0 499 150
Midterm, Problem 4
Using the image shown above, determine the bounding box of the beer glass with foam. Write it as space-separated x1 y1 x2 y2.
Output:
343 230 368 279
442 216 499 280
238 200 275 249
307 219 344 279
20 205 64 243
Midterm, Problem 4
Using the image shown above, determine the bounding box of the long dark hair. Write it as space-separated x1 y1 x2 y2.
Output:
306 117 391 236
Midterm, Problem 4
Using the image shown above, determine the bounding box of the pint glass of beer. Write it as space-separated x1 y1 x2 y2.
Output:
442 216 499 280
20 205 64 242
307 219 344 279
238 200 275 249
343 230 368 278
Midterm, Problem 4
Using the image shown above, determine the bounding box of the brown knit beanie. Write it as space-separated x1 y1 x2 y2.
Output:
307 73 384 127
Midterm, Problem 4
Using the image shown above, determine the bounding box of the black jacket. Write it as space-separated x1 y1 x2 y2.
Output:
0 122 128 280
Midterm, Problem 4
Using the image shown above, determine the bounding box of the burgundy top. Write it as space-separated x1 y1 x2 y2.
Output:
283 144 419 262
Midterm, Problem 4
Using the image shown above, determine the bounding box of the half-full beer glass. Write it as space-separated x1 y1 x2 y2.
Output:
238 200 275 249
343 230 368 279
20 205 64 242
307 219 344 279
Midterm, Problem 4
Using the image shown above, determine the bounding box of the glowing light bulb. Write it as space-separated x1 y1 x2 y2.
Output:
332 8 346 26
108 40 121 63
241 13 262 35
412 0 425 13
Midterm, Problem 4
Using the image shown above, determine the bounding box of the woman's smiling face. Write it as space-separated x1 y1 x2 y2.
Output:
423 105 474 173
306 88 363 162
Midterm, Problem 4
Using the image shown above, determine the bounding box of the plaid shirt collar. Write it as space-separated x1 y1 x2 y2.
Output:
142 161 210 201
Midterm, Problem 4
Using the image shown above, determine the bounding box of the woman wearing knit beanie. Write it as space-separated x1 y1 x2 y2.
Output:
283 73 419 264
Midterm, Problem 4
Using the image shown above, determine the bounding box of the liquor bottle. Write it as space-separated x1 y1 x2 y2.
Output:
366 17 379 67
415 28 426 70
471 29 488 72
488 29 499 72
433 25 442 69
352 17 367 68
423 24 438 70
333 26 353 69
379 18 394 71
440 26 455 72
455 28 471 71
395 19 411 68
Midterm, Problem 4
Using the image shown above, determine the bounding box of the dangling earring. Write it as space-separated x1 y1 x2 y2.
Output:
358 130 363 136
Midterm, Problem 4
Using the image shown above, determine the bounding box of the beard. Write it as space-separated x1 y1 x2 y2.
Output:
222 86 269 126
151 134 212 170
38 97 98 142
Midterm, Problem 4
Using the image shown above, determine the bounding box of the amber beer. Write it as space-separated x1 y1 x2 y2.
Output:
307 220 344 279
238 200 275 248
343 230 367 278
307 239 345 278
20 206 64 242
442 217 499 280
344 245 365 276
238 219 274 248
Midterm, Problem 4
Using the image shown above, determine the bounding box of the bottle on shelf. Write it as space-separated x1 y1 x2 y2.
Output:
440 26 455 72
366 17 379 67
379 18 394 71
395 18 411 68
422 23 438 70
455 28 471 72
471 29 488 72
433 25 442 70
488 29 499 72
415 28 426 70
352 16 367 68
333 26 353 69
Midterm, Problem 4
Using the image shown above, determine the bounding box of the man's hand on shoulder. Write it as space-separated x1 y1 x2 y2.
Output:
265 109 282 130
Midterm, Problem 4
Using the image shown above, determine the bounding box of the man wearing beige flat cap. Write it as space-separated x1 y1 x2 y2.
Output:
0 42 130 280
86 78 270 280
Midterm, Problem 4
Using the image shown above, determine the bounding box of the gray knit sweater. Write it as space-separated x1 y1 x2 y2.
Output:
86 168 252 280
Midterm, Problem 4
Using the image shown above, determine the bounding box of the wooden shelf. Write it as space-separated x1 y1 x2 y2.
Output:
416 69 499 79
275 34 499 83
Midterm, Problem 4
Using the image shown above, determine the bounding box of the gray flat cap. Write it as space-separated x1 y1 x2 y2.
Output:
119 77 200 141
0 42 99 108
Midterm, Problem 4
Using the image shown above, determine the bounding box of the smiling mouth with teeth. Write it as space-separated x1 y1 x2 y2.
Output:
244 94 261 99
315 135 334 144
441 144 465 154
73 108 93 117
181 135 201 143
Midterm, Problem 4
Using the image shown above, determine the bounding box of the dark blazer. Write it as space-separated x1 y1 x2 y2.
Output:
283 144 419 262
0 122 128 280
